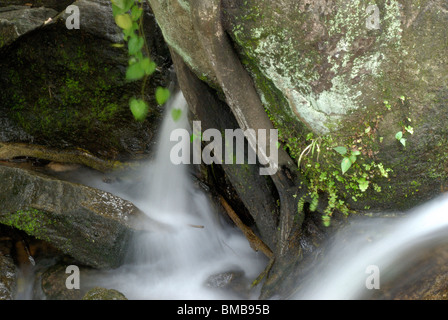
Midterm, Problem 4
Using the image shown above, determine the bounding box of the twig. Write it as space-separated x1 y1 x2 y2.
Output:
219 196 273 259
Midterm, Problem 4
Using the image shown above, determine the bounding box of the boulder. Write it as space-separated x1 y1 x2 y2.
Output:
0 253 17 300
0 6 58 49
0 0 171 163
0 165 153 269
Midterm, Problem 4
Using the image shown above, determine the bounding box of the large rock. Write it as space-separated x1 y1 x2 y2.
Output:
148 0 448 211
0 165 152 269
0 255 17 300
0 6 58 49
0 0 171 163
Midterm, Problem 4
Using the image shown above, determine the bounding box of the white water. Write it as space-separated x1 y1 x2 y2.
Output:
84 92 266 299
295 194 448 300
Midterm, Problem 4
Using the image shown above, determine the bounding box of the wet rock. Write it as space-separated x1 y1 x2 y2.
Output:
0 165 155 269
0 1 74 12
0 237 17 300
39 262 83 300
205 270 251 298
82 287 127 300
0 0 171 163
0 6 58 49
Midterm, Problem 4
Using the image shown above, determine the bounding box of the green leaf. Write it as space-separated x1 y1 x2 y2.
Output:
156 87 170 105
141 58 156 75
112 0 133 11
400 138 407 147
322 215 331 227
341 157 352 174
333 146 347 155
351 150 361 156
112 0 126 9
395 131 403 140
358 178 370 192
131 6 143 21
128 36 144 55
349 155 357 164
126 61 145 80
115 14 133 30
171 108 182 122
130 98 148 121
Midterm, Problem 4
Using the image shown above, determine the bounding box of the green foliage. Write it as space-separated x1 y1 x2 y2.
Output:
171 108 182 122
111 0 170 121
130 97 148 121
296 130 392 227
395 124 414 147
333 146 361 174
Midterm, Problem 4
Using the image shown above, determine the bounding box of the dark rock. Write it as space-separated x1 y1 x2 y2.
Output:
0 0 171 163
0 254 17 300
0 165 156 269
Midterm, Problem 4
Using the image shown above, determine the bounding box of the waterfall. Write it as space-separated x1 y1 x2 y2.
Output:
86 91 266 299
294 194 448 300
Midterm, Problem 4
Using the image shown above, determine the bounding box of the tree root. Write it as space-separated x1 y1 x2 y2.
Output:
0 142 129 173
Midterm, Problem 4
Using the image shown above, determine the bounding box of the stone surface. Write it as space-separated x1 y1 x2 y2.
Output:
0 165 153 269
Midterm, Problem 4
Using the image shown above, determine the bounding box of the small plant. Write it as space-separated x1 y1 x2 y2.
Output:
333 146 361 174
395 124 414 147
112 0 170 121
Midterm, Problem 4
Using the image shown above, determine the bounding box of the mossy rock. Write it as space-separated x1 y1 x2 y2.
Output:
0 2 171 162
0 165 153 269
149 0 448 213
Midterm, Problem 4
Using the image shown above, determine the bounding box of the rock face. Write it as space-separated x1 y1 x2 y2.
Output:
0 165 150 269
0 0 171 162
0 255 17 300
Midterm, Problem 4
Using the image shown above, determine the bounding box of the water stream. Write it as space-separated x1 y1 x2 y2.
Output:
294 195 448 300
82 92 267 299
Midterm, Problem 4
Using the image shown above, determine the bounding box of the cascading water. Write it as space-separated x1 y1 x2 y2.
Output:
294 194 448 300
84 91 266 299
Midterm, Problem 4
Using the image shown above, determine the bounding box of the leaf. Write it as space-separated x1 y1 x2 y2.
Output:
358 178 370 192
112 0 126 9
131 6 143 21
351 150 361 156
130 98 148 121
405 126 414 135
112 0 133 11
341 157 352 174
395 131 403 140
126 61 145 80
141 58 156 75
349 155 357 164
171 108 182 122
322 215 331 227
115 14 132 30
333 146 348 155
128 36 144 55
156 87 170 105
400 138 407 147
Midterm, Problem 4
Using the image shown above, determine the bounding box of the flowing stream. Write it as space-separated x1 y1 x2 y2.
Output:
294 194 448 300
83 92 266 299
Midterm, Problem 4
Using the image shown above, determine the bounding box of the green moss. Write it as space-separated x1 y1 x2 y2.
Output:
0 208 57 242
